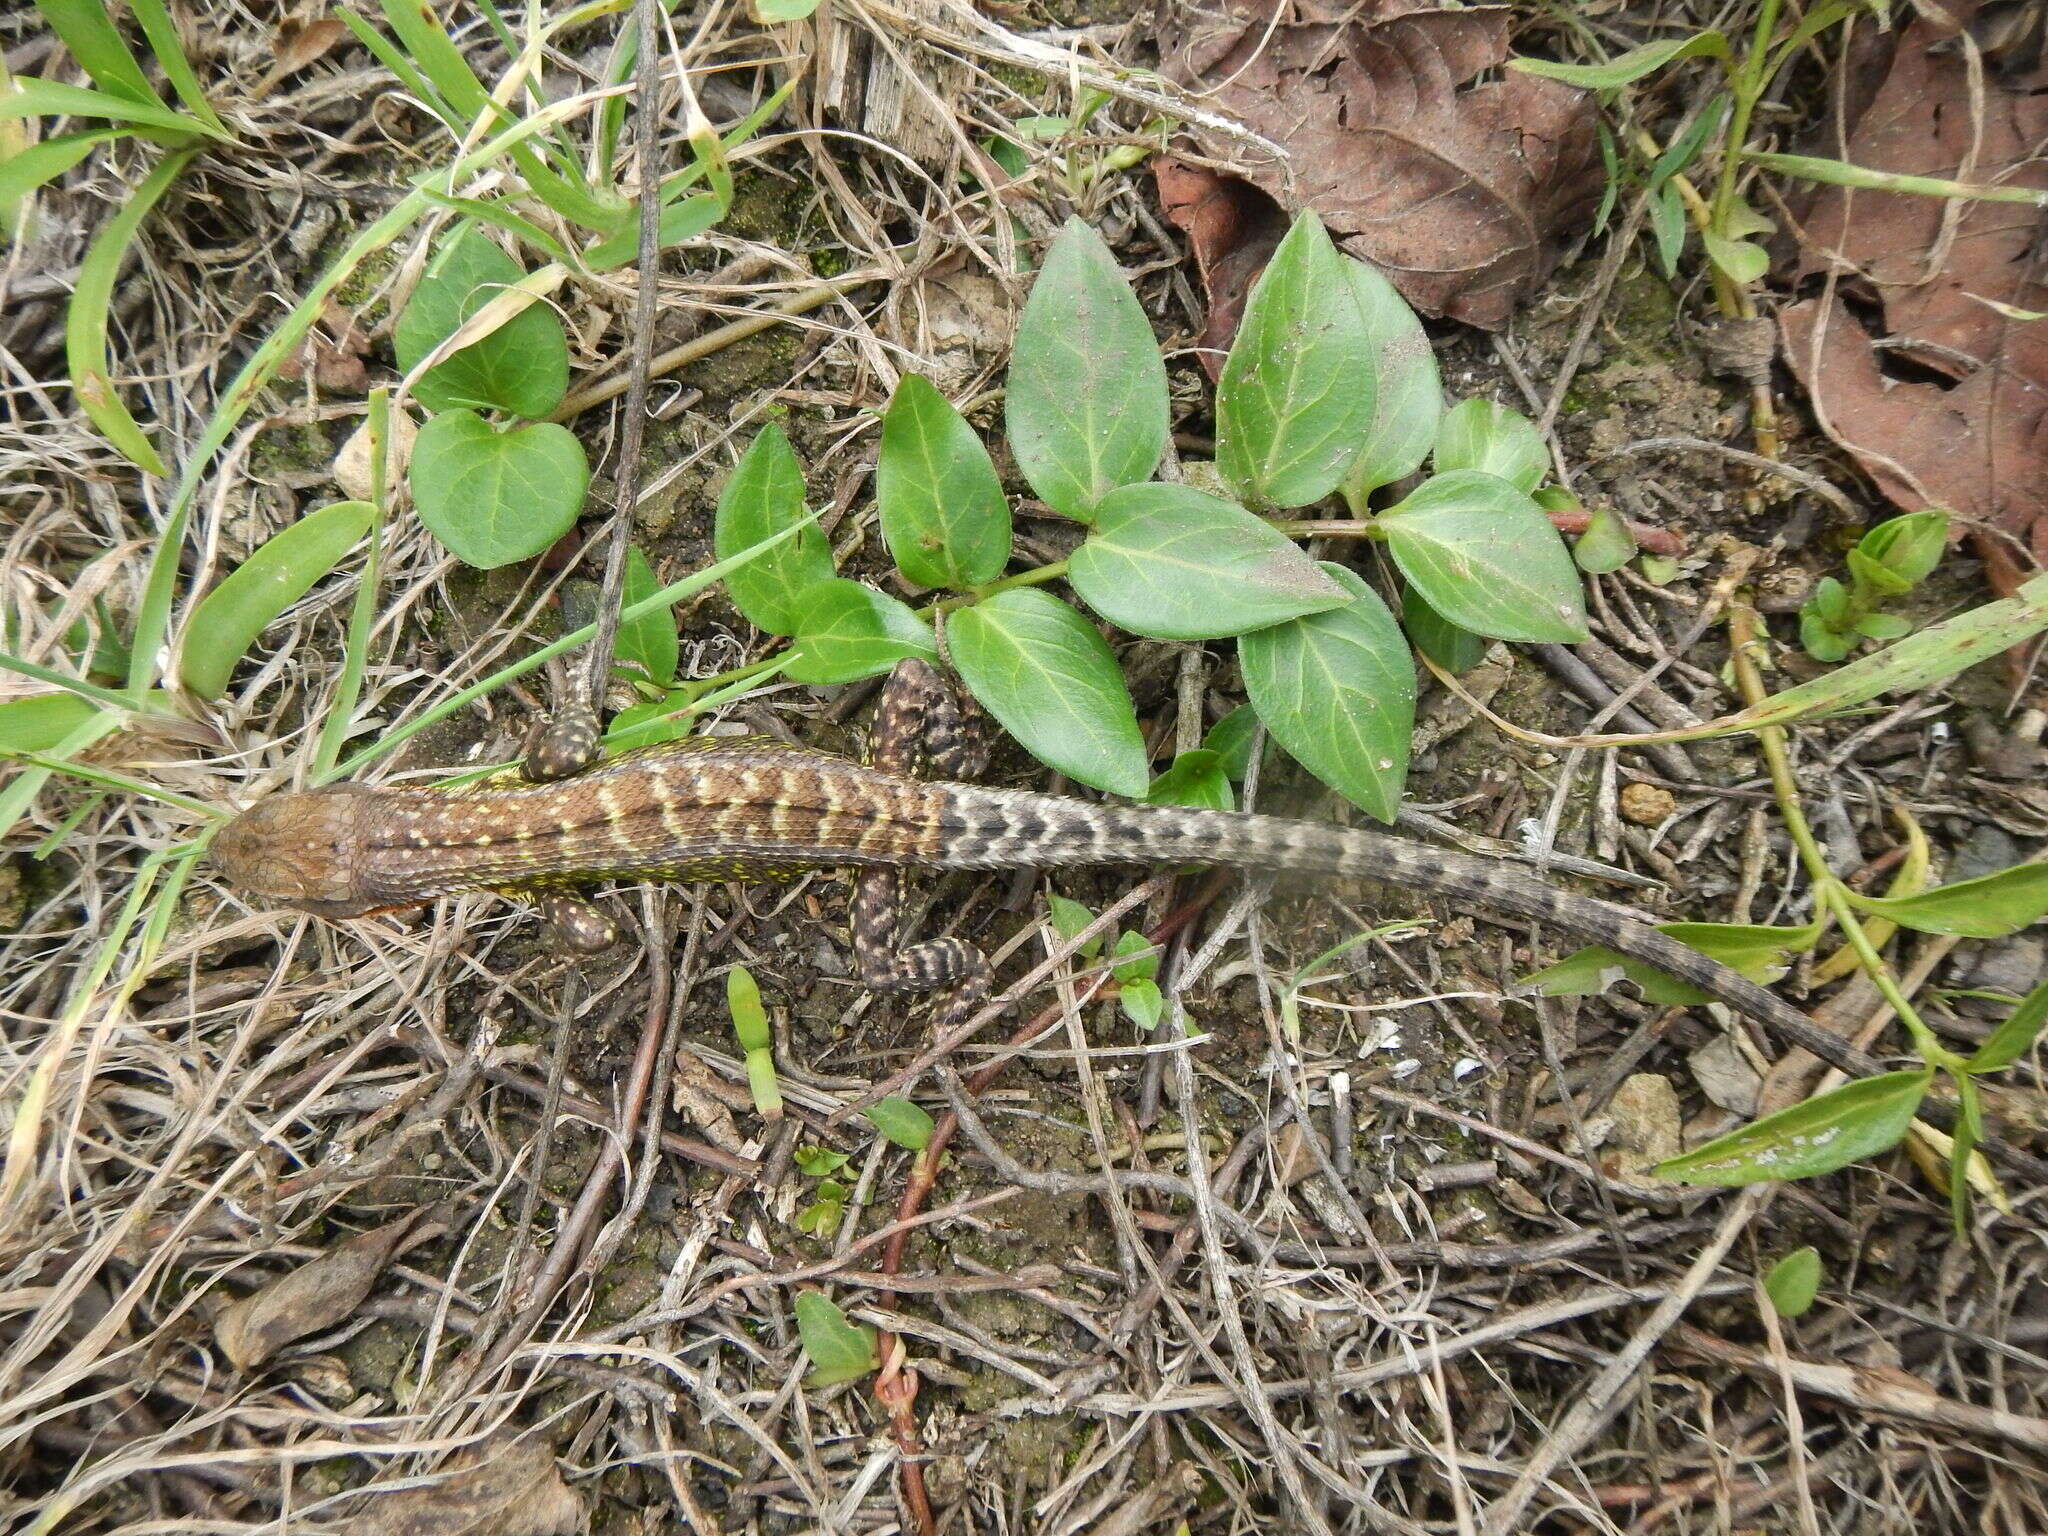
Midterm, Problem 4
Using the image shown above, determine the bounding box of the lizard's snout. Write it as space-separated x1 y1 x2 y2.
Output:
213 786 379 918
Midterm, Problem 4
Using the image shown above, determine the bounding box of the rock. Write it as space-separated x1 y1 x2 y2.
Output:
1689 1031 1762 1117
1619 781 1677 826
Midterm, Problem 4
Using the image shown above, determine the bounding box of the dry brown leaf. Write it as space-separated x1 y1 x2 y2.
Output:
214 1208 434 1371
1779 2 2048 592
1160 2 1601 331
355 1437 585 1536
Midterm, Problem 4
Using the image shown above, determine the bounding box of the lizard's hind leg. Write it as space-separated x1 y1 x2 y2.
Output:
853 660 992 1026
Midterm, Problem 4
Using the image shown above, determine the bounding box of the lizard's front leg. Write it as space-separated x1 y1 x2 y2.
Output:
852 660 991 1022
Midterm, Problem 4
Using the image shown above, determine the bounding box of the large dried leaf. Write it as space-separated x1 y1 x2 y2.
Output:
1160 2 1601 331
215 1208 434 1370
1779 4 2048 588
356 1436 585 1536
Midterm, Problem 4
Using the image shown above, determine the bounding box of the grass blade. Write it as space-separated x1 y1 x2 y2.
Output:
126 0 228 137
65 144 200 474
31 0 156 104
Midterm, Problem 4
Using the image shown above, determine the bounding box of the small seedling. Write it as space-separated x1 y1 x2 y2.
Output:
727 966 781 1119
1799 511 1951 662
1763 1246 1823 1318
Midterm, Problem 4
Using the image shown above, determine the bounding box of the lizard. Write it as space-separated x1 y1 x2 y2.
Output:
207 660 1898 1087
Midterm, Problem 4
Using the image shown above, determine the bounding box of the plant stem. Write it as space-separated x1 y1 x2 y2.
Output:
1726 604 1965 1071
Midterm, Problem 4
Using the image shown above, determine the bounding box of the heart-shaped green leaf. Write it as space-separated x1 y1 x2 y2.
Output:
1380 470 1588 642
795 1293 877 1387
877 374 1012 589
411 411 587 568
1240 564 1415 823
1006 216 1169 519
714 424 836 636
1216 211 1375 509
395 225 569 418
948 589 1148 797
1068 483 1349 639
784 579 937 686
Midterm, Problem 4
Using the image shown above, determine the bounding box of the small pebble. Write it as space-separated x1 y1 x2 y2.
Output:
1619 781 1677 826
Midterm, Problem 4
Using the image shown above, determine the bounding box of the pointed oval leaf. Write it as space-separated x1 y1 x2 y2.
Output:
1527 921 1819 1006
1067 483 1349 639
179 500 376 698
795 1292 878 1387
948 589 1148 797
1764 1247 1822 1318
0 692 102 753
1862 509 1950 585
1380 470 1589 642
1966 978 2048 1074
1572 504 1638 573
1656 1069 1932 1187
714 424 836 636
1510 32 1730 89
395 225 569 418
784 579 937 686
614 546 679 687
1846 860 2048 938
1433 398 1548 494
864 1097 935 1150
1240 564 1415 822
1216 212 1375 509
1007 216 1169 519
411 410 587 568
1338 256 1443 504
877 374 1012 589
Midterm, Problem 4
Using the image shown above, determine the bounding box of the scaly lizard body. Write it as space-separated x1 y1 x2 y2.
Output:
213 731 1858 1065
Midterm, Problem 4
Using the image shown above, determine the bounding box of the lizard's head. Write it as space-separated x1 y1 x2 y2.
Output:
212 784 381 918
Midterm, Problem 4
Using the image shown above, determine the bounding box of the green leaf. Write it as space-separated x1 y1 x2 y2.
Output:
1400 586 1488 673
1432 399 1548 494
794 1146 850 1177
1846 547 1913 599
1067 483 1350 640
876 374 1012 589
864 1097 935 1151
1240 564 1415 823
795 1292 879 1387
0 76 213 139
177 500 376 698
756 0 823 18
1006 216 1169 519
1713 573 2048 737
1810 576 1852 626
714 424 836 636
411 410 588 569
604 693 695 752
0 129 121 216
1337 257 1442 504
67 144 199 476
796 1192 844 1235
1527 920 1818 1006
1965 978 2048 1073
1763 1247 1822 1318
1573 505 1637 573
1847 860 2048 938
1649 183 1688 278
948 589 1149 797
1655 1069 1932 1187
1202 705 1260 782
1854 613 1912 642
1111 928 1159 984
1862 509 1949 584
394 226 570 418
0 691 103 753
1702 232 1770 286
614 547 679 687
1799 608 1855 663
580 189 725 270
1145 748 1234 811
1216 212 1375 509
33 0 159 104
1508 31 1729 88
1046 892 1105 958
1119 976 1164 1032
727 964 771 1052
1380 471 1589 642
784 579 937 686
